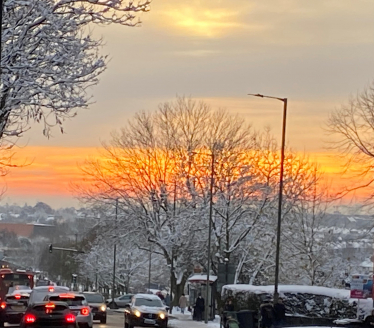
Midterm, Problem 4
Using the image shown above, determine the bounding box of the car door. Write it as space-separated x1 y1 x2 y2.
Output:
117 295 131 308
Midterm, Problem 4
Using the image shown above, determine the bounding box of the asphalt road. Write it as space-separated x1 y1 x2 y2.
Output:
5 311 178 328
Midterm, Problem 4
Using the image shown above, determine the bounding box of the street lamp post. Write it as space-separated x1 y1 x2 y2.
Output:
248 93 288 302
205 151 215 324
111 198 118 307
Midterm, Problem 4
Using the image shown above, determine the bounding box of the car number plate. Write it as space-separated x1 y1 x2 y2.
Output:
11 305 24 311
144 319 156 324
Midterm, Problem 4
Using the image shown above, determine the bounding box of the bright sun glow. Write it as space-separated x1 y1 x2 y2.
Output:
164 8 243 37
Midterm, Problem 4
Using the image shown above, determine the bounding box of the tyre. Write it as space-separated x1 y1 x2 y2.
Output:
100 317 107 324
0 321 4 328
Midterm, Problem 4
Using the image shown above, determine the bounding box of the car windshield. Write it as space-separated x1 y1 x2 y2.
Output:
135 298 163 307
83 294 104 303
29 288 69 304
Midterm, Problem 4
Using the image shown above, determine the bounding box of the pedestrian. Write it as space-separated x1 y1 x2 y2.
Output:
179 293 188 314
223 298 235 328
260 297 274 328
273 298 286 328
194 293 205 321
165 293 171 307
224 298 235 312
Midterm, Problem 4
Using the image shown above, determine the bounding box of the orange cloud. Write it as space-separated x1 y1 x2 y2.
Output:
1 146 370 205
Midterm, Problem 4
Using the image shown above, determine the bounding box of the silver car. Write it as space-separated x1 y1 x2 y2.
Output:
44 293 93 328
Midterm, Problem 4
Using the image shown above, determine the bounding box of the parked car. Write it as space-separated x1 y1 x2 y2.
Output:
106 294 134 308
124 294 168 328
19 301 77 328
82 292 106 324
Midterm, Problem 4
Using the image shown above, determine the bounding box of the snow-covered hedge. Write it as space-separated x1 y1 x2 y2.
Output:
222 285 372 321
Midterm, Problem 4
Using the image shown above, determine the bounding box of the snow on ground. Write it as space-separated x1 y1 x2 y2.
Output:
169 313 220 328
169 308 220 328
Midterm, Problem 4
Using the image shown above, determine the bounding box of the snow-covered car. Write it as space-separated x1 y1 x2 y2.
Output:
124 294 168 328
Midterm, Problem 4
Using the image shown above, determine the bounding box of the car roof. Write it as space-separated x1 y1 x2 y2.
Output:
32 286 69 291
134 294 162 300
82 292 103 295
8 289 31 295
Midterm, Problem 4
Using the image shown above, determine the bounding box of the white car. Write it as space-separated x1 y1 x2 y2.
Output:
124 294 168 328
44 292 93 328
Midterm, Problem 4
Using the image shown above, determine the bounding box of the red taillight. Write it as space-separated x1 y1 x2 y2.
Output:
48 287 54 292
65 314 76 323
15 294 21 299
80 307 90 316
45 303 55 309
0 302 6 309
25 314 36 323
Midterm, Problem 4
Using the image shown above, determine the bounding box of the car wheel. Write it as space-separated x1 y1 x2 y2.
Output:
0 321 4 328
100 317 107 324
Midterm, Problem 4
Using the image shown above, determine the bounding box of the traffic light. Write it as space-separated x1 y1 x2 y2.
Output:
72 274 77 283
48 244 53 253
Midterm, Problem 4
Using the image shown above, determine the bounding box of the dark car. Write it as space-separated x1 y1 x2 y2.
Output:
44 293 93 328
82 292 107 324
0 290 30 327
124 294 168 328
28 286 70 306
19 301 77 328
106 294 134 308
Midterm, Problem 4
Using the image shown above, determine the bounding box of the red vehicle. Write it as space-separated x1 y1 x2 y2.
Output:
0 268 34 302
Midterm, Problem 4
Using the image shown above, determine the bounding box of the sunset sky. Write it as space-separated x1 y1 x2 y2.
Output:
4 0 374 208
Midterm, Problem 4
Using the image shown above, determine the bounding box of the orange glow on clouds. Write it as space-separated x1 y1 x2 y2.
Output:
0 146 369 205
4 146 97 197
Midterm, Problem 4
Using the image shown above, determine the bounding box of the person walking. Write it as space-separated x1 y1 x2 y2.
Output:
260 297 274 328
273 298 286 328
194 293 205 321
179 293 188 314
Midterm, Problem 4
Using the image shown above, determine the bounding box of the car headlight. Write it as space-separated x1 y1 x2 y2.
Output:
159 313 166 320
134 310 141 318
100 305 107 312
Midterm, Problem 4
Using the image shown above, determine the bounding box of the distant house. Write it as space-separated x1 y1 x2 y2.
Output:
0 223 55 238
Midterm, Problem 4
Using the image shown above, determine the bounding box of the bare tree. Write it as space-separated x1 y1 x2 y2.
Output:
1 0 150 140
326 83 374 199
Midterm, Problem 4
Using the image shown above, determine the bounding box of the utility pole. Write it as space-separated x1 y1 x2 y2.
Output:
248 93 288 303
205 151 215 324
148 247 152 291
111 198 118 307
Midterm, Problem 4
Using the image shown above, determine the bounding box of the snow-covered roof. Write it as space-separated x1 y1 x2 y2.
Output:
188 274 217 283
222 285 351 299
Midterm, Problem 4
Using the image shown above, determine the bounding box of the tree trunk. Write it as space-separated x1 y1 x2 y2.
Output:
170 273 189 311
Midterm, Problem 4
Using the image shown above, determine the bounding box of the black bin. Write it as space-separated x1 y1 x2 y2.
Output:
236 310 256 328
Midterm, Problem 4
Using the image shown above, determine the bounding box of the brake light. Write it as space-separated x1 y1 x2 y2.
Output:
25 314 36 323
0 302 6 309
59 293 76 298
65 314 76 323
15 294 21 299
48 287 54 292
45 303 55 309
80 307 90 316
